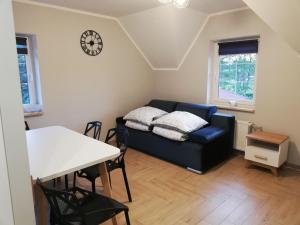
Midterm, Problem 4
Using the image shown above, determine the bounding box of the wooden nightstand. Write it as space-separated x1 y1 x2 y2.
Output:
245 131 289 176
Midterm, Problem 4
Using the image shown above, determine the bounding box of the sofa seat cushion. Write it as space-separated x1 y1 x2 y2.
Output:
188 126 226 144
175 103 217 121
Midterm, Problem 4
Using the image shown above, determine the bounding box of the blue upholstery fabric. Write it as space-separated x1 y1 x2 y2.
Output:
117 100 235 173
147 99 177 113
188 126 226 144
211 113 235 131
175 103 217 121
125 126 204 171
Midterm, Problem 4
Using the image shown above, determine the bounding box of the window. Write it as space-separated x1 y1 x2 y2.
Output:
16 35 43 114
209 39 258 111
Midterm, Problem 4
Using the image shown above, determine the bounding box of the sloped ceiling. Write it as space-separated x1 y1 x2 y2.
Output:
191 0 246 14
27 0 246 17
243 0 300 55
120 5 208 69
28 0 162 17
18 0 247 69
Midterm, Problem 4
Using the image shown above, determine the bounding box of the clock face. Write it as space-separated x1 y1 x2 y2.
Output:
80 30 103 56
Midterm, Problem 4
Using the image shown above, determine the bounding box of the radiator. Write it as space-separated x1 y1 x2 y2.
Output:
234 120 253 151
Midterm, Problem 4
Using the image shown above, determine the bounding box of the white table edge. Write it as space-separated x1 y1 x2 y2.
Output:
27 126 120 182
31 152 120 182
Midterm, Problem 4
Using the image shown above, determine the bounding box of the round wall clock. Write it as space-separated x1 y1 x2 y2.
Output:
80 30 103 56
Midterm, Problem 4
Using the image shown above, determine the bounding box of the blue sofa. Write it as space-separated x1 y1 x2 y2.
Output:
116 99 235 174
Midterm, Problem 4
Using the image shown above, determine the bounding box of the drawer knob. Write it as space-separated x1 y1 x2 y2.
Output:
254 155 268 161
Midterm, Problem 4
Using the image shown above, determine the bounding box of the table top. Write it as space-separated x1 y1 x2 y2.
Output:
246 131 289 145
26 126 120 182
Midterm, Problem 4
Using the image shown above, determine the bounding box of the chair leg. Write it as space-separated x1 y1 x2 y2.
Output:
73 172 77 188
108 171 112 189
121 166 132 202
64 175 69 190
92 179 96 193
52 178 56 187
124 210 131 225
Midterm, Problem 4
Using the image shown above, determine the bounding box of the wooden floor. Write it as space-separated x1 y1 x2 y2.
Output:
76 149 300 225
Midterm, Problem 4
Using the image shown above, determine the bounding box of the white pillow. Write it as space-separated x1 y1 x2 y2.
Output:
153 126 187 141
152 111 208 133
125 121 150 132
124 106 167 126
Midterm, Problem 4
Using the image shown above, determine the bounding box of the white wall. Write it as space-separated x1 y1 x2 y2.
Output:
0 112 14 225
13 2 155 139
243 0 300 55
0 1 35 225
153 9 300 165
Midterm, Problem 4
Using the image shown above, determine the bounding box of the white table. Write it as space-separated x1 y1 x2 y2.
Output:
26 126 120 225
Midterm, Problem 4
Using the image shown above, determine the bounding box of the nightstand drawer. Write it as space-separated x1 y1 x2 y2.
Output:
245 145 279 167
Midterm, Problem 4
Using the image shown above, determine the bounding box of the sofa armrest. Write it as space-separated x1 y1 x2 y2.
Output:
188 126 226 144
211 113 235 132
210 113 235 154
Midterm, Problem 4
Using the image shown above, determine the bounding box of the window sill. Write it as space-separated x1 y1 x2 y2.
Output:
217 105 255 113
24 111 44 117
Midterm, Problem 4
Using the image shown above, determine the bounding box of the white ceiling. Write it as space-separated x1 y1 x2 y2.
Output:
25 0 247 69
29 0 246 17
120 5 208 68
190 0 246 14
243 0 300 55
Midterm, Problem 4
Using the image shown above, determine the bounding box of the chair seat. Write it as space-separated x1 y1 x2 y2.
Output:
81 165 100 180
81 194 128 225
81 159 122 179
107 160 122 171
51 187 128 225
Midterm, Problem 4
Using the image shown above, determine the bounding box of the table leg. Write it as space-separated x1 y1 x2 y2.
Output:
99 162 118 225
34 183 47 225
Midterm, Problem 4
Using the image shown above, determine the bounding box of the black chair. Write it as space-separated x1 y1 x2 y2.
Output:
37 179 131 225
25 121 30 130
83 121 102 141
64 121 102 190
74 125 132 202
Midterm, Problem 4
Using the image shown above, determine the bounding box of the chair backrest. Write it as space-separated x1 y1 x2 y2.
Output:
105 125 129 163
83 121 102 140
116 125 129 150
37 179 80 224
25 121 30 130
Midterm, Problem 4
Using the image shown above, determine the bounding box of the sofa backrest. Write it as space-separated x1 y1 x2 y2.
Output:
147 99 217 121
147 99 177 113
175 103 217 121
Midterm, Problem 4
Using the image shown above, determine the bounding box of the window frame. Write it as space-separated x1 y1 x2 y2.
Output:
209 39 259 112
16 34 43 115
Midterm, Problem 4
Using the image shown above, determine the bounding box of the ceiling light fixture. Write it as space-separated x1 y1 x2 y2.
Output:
158 0 190 9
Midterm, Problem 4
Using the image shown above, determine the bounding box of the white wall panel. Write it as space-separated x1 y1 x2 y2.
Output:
0 110 14 225
243 0 300 55
0 1 36 224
